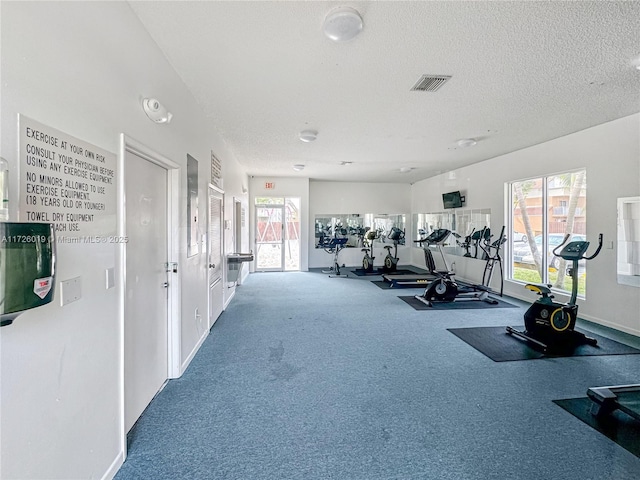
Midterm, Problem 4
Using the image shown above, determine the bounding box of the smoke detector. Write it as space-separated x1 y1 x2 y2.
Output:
323 7 363 42
299 130 317 142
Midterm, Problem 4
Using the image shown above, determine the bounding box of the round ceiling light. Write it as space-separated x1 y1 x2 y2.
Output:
457 138 477 148
292 164 305 172
323 7 363 42
299 130 318 142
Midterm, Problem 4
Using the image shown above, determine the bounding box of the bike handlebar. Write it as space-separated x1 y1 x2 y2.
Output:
584 233 604 260
552 234 572 257
552 232 604 260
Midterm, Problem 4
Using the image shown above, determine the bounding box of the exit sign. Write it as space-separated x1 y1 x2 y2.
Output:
265 182 275 189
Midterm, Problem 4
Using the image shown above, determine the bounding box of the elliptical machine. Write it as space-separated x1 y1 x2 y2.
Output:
459 227 491 258
361 228 379 273
479 226 506 297
506 233 603 353
382 227 405 273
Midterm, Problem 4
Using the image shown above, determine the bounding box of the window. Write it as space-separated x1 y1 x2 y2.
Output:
509 170 587 295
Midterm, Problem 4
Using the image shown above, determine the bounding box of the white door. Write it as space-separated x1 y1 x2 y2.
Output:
208 185 223 329
124 151 169 432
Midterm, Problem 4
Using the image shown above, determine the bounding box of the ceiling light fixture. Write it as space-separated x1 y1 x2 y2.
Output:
399 167 414 173
632 55 640 70
142 98 172 124
457 138 477 148
323 6 363 42
299 130 317 142
292 164 305 172
341 161 353 166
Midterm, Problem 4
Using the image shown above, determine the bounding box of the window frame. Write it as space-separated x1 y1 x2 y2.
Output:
507 168 587 297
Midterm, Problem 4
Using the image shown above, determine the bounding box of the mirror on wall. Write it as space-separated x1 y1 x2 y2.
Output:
413 209 491 257
617 196 640 287
363 214 407 246
314 214 407 249
314 214 364 248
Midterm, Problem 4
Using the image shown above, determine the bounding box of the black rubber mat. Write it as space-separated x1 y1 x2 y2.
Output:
448 326 640 362
371 281 425 290
553 397 640 458
351 268 417 276
398 295 518 310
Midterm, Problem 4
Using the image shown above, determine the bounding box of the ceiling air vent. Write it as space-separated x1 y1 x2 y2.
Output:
411 75 452 92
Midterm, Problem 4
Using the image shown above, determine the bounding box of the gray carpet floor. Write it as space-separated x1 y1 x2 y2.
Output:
115 271 640 480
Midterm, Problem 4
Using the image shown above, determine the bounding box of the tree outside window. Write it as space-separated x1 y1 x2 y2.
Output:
510 170 587 295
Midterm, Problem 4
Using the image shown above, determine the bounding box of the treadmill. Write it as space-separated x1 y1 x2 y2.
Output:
382 228 453 288
587 384 640 421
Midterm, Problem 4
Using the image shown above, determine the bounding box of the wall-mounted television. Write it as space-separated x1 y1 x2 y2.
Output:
442 191 464 209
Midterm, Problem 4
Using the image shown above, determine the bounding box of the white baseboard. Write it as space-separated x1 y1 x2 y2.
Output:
101 451 125 480
224 288 236 309
578 313 640 337
500 286 640 338
180 329 209 375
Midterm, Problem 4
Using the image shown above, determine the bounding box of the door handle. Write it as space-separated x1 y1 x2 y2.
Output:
209 263 215 268
162 282 169 288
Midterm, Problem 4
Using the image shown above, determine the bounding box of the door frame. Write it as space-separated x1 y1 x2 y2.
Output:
207 184 224 329
117 135 181 452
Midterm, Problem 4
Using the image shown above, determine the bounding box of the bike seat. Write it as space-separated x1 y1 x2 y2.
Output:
384 246 392 251
525 283 552 295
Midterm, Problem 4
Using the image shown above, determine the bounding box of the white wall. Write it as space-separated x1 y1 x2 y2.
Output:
0 2 247 479
1 3 637 479
249 176 310 272
411 114 640 335
309 181 412 268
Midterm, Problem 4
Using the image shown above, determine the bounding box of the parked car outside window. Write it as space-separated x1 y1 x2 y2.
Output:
512 231 527 243
513 233 585 268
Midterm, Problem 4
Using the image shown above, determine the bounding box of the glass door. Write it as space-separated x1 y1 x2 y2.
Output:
255 204 284 271
255 197 300 271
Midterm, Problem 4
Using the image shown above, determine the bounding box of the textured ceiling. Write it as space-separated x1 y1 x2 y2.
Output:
128 1 640 183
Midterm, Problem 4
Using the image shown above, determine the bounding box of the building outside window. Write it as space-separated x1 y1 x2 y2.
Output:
509 170 587 295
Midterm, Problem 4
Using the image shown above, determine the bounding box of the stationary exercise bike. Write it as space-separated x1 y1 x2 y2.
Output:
415 227 506 307
382 227 405 273
361 228 379 273
506 233 603 353
321 232 349 278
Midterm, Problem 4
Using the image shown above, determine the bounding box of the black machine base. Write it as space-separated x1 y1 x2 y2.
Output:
505 325 598 354
587 384 640 421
